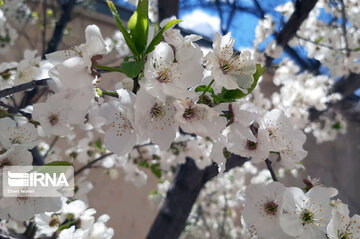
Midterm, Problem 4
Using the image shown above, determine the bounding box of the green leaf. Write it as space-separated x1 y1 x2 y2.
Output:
213 64 266 103
145 19 182 55
98 61 144 78
119 60 144 78
252 64 267 89
315 37 323 44
195 85 214 95
95 138 103 150
138 161 149 168
332 122 341 130
150 163 162 178
128 0 149 55
149 189 159 196
107 1 138 57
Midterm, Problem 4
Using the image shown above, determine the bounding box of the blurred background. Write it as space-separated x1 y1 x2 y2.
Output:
1 0 360 238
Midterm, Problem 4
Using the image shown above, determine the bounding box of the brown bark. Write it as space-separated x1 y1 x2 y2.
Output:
146 155 249 239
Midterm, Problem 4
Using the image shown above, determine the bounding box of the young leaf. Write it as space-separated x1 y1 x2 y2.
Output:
119 60 144 78
150 163 162 178
107 1 138 57
95 138 103 150
250 64 266 93
128 0 149 55
145 19 182 55
195 85 214 95
138 161 149 168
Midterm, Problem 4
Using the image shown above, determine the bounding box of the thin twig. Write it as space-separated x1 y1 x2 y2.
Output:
265 159 278 182
43 136 59 160
296 34 357 52
0 101 32 119
133 142 155 149
339 0 350 56
296 34 336 50
198 205 213 239
74 153 114 176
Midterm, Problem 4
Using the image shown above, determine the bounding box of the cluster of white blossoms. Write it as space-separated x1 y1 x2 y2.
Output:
26 198 114 239
1 0 33 27
252 0 355 143
0 117 65 222
0 49 44 89
0 0 34 54
296 0 360 78
0 0 358 238
270 58 346 137
91 25 308 175
238 182 360 239
105 31 131 58
254 0 360 78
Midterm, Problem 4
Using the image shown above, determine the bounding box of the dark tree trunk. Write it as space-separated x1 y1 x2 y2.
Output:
158 0 179 22
146 155 249 239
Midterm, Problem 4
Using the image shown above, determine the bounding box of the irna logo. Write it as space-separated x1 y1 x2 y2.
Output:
2 166 74 197
7 171 69 187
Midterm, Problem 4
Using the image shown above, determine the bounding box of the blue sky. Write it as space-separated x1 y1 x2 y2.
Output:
116 0 291 49
178 0 290 49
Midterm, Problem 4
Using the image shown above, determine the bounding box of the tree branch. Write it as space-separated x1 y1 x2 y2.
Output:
275 0 319 48
146 154 249 239
332 73 360 97
266 0 320 73
45 0 76 54
253 0 265 19
0 79 50 99
0 101 32 119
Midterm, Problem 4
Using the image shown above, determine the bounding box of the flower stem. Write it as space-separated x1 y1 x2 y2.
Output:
97 65 123 73
101 89 119 97
199 79 215 99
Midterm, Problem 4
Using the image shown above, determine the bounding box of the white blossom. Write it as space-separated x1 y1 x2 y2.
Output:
134 89 178 150
279 186 337 239
0 118 38 149
174 99 225 138
239 182 290 239
204 32 256 93
141 42 203 102
100 89 137 155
